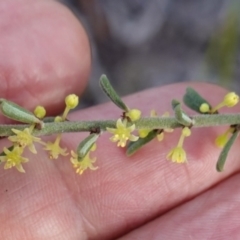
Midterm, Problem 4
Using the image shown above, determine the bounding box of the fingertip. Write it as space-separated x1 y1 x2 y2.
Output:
0 0 91 116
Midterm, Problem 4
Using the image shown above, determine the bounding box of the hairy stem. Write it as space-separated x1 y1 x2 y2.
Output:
0 113 240 137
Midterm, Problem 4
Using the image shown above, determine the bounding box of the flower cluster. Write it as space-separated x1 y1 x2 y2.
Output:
0 74 239 175
0 94 86 173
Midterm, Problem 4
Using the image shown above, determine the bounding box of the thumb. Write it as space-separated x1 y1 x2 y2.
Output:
0 0 90 120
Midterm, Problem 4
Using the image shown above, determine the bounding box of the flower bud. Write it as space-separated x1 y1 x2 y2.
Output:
54 116 63 122
223 92 239 107
199 103 210 113
65 94 79 109
34 106 46 119
126 109 141 121
182 127 191 137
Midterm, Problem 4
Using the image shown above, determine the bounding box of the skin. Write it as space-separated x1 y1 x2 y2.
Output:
0 1 240 239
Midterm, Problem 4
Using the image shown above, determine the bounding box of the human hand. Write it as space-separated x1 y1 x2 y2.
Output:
1 1 240 240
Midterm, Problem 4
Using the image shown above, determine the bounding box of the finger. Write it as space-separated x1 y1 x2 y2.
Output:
0 0 90 119
0 83 239 240
64 82 240 239
118 173 240 239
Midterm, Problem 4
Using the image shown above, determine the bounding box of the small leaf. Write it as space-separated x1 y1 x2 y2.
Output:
171 99 180 109
0 99 43 127
216 130 239 172
183 87 212 113
172 100 193 127
77 133 99 160
126 130 158 156
99 75 129 111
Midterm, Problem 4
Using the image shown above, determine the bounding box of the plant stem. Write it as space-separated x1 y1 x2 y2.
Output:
0 113 240 137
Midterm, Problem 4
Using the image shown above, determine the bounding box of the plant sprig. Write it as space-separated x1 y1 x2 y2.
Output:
0 113 240 137
0 74 239 174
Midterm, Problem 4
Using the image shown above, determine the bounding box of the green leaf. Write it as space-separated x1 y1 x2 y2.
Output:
99 75 128 111
0 99 43 127
183 87 212 113
126 130 158 156
77 133 99 160
172 99 193 127
216 130 239 172
171 99 180 109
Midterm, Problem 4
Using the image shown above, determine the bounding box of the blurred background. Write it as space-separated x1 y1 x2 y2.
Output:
59 0 240 107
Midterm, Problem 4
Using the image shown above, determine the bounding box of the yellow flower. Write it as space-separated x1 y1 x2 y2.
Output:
215 127 234 148
70 151 98 175
8 127 43 154
44 135 68 159
167 147 187 163
211 92 239 113
0 146 29 173
125 108 141 121
167 127 191 163
34 106 46 119
107 119 139 147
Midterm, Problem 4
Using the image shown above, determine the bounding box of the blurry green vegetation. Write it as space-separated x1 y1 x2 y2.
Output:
206 6 239 87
